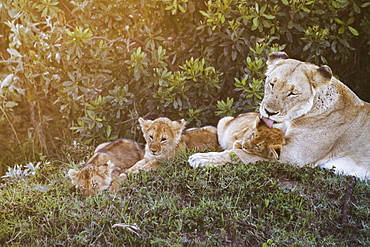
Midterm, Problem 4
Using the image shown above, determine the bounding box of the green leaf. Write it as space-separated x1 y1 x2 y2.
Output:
263 14 275 20
348 26 359 36
199 10 210 18
353 3 361 14
333 18 344 25
338 26 345 34
252 17 259 30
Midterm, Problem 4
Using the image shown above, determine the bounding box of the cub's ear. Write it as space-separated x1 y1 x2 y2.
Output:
68 169 79 184
173 119 186 133
138 117 152 131
267 52 289 65
253 115 262 129
267 147 280 160
99 160 115 176
312 65 332 88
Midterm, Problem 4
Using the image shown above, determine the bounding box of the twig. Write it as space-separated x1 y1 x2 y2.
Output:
28 101 48 155
116 112 151 125
6 231 21 244
342 176 360 228
112 223 142 237
0 105 22 149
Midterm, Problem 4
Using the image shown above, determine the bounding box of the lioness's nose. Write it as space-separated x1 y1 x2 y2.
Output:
265 108 279 117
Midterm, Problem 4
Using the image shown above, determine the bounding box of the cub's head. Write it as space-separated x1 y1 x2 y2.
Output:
139 117 185 158
260 52 333 124
242 127 284 160
68 154 114 197
241 117 284 160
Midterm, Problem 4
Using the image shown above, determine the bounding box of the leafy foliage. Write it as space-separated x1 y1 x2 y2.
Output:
0 0 369 167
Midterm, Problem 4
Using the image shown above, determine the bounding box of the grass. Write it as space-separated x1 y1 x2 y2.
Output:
0 149 369 246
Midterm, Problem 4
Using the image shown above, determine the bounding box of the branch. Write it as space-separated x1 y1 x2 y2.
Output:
0 105 22 150
116 112 151 125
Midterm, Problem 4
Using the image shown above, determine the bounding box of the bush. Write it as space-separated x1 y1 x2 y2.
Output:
0 0 369 166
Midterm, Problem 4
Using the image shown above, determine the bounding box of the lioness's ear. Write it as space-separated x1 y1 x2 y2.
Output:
68 169 79 184
267 52 289 65
173 119 186 133
313 65 332 87
139 117 152 131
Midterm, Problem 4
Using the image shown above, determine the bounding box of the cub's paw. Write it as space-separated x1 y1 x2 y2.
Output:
188 152 218 168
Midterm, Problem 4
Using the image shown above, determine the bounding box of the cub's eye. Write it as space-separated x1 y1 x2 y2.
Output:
149 135 153 140
92 183 98 188
288 91 297 97
160 137 167 143
269 82 274 89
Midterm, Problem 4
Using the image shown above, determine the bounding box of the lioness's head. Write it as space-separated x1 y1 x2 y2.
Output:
68 154 114 197
260 52 333 124
139 117 185 158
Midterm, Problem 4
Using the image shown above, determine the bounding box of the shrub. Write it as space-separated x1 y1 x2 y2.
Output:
0 0 369 167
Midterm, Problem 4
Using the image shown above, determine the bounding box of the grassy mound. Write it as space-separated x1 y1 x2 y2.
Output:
1 151 369 246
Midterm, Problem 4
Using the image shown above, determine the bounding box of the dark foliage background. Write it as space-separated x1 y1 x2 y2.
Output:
0 0 369 169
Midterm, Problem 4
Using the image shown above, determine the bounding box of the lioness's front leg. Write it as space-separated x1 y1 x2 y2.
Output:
188 149 238 168
188 149 265 168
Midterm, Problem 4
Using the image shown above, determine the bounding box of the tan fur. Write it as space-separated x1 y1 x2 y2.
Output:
126 117 221 173
189 52 370 180
68 139 144 196
233 115 285 160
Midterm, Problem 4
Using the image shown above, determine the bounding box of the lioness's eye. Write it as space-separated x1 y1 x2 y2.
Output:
160 137 167 142
149 135 153 140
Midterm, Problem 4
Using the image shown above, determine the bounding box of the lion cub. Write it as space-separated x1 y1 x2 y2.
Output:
126 117 222 173
68 138 144 197
233 116 285 160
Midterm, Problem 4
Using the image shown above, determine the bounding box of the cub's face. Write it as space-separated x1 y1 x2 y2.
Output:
243 132 273 159
260 52 332 124
139 117 185 158
242 125 285 160
68 156 114 197
242 131 278 160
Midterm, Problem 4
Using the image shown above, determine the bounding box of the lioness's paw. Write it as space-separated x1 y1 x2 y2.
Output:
188 153 216 168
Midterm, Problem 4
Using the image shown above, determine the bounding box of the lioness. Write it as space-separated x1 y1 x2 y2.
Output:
68 138 144 196
232 114 285 160
189 52 370 179
126 117 222 173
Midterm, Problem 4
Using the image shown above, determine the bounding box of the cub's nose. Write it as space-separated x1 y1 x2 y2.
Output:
265 108 279 117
